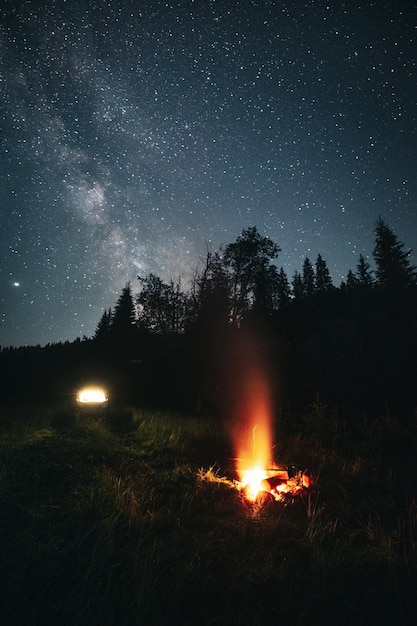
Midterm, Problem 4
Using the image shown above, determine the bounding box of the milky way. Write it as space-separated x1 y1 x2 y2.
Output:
1 0 416 347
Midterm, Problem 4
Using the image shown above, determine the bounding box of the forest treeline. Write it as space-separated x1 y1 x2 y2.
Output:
1 217 417 421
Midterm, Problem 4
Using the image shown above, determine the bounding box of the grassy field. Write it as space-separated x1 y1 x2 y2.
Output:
1 401 417 625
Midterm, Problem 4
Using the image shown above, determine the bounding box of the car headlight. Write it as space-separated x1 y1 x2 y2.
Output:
77 387 108 404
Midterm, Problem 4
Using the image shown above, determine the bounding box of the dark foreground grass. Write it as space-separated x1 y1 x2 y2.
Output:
1 403 417 625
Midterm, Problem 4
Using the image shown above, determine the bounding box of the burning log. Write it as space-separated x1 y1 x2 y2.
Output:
260 475 288 492
235 465 314 502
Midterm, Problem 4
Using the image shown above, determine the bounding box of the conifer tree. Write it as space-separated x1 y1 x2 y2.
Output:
346 269 357 289
373 217 416 288
94 307 113 340
275 267 291 308
111 282 137 341
302 257 315 297
291 270 304 300
355 254 374 287
315 254 333 292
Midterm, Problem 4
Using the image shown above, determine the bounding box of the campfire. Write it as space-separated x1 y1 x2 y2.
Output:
227 333 314 503
218 328 313 502
232 413 314 502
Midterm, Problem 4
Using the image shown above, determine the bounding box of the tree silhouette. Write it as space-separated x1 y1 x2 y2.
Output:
275 267 291 308
94 307 113 340
356 254 374 286
137 274 190 334
315 254 333 293
347 254 374 290
291 270 304 300
373 217 416 289
223 226 280 322
111 282 137 343
302 257 315 297
345 269 357 290
191 250 230 328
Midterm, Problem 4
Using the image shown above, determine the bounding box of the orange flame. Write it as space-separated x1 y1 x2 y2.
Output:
233 357 275 501
226 330 314 502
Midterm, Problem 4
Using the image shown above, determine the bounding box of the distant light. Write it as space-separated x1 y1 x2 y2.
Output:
77 387 108 404
13 282 20 287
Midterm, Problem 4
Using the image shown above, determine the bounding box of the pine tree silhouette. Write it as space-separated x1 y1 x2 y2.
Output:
315 254 333 293
94 308 113 340
111 282 137 345
373 217 416 288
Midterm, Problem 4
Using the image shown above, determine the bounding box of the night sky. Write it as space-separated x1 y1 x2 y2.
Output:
1 0 416 348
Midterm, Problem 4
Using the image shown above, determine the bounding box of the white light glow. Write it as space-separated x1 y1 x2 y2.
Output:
77 387 108 404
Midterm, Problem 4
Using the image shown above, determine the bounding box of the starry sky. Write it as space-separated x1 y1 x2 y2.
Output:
1 0 416 348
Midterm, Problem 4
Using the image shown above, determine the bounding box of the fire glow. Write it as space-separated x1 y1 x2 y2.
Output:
231 338 311 502
232 361 278 501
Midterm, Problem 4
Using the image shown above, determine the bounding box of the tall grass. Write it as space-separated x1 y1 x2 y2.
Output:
0 403 416 624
